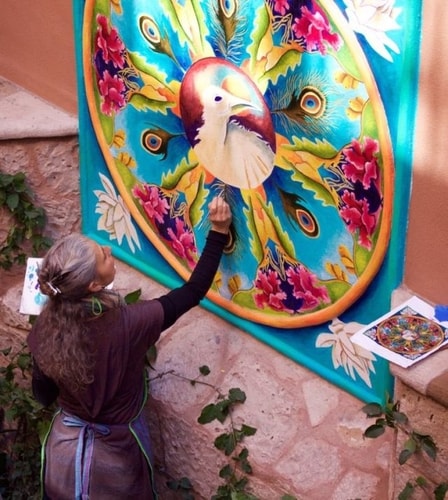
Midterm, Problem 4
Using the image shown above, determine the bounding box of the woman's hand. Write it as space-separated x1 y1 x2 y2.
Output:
208 196 232 234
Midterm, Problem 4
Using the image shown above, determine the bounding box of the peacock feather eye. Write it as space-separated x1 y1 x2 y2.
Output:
219 0 237 18
139 15 160 44
141 129 172 157
299 87 326 118
295 208 319 237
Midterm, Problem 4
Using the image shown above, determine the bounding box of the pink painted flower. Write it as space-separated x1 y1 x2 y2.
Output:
254 268 290 312
273 0 289 16
167 218 197 268
342 138 380 190
340 190 378 249
132 184 169 224
286 265 330 311
95 14 125 69
292 5 341 54
98 70 126 115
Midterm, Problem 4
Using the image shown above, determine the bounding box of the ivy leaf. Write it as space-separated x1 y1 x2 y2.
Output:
420 435 437 461
392 411 408 425
415 476 428 487
434 482 448 500
199 365 210 376
7 193 19 211
198 401 230 425
399 447 415 465
178 477 193 489
241 424 257 437
219 464 233 479
398 481 415 500
214 432 236 456
233 476 249 491
361 402 384 418
228 388 246 404
124 288 141 304
17 353 31 373
364 424 385 439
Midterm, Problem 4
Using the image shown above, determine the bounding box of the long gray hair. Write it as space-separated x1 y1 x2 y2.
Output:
34 234 121 391
38 234 98 300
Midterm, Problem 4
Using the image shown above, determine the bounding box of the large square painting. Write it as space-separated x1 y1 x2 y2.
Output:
73 0 422 403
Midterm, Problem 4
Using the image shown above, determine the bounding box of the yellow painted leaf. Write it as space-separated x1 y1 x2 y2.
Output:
325 262 348 282
228 275 242 295
347 96 365 119
339 245 356 274
335 70 359 89
117 152 136 168
113 130 126 149
111 0 122 14
139 84 169 101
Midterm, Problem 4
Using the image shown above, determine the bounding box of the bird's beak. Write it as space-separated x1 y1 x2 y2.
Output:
230 100 255 114
222 75 258 114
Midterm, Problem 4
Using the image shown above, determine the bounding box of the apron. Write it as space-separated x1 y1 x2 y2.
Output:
40 381 157 500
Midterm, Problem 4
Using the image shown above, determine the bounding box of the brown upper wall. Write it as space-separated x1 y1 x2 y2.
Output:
0 2 77 115
404 1 448 304
0 1 447 305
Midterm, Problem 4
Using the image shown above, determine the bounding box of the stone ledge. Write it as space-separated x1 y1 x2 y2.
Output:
390 287 448 408
0 76 78 140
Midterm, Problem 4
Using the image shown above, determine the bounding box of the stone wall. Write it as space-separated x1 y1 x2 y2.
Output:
0 80 395 499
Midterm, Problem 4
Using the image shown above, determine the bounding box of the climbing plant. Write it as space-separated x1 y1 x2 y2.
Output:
152 363 297 500
362 397 448 500
0 171 51 269
0 342 55 499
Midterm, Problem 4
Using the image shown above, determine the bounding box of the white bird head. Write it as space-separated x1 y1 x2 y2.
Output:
180 57 276 189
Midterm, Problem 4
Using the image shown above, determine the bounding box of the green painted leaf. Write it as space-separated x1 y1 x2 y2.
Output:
128 92 173 114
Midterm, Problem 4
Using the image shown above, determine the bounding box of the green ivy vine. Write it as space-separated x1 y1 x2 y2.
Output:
362 397 448 500
0 171 51 269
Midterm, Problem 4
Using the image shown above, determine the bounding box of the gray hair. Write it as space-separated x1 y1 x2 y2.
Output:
38 234 97 301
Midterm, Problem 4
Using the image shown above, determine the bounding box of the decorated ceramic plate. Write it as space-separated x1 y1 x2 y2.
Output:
376 315 445 356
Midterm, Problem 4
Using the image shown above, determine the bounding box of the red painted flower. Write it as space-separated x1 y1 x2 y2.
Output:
254 268 291 312
273 0 290 16
167 218 197 268
98 70 126 115
340 191 378 249
133 184 169 224
342 137 380 190
286 265 330 311
292 4 341 54
95 14 126 69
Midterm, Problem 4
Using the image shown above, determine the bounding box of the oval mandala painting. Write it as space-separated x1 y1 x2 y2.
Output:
83 0 393 328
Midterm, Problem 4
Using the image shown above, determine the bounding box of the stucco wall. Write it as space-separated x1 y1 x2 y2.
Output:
0 2 77 115
404 2 448 304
